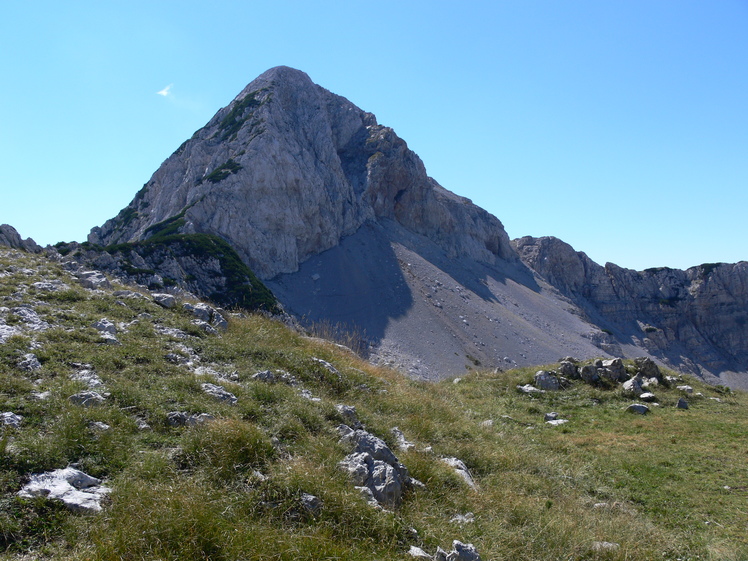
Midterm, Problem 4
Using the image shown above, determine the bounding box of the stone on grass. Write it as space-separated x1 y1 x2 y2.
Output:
677 385 693 394
677 397 689 409
201 383 237 404
601 358 627 382
450 512 475 524
338 425 411 508
436 541 481 561
639 392 658 402
166 411 215 427
557 361 578 378
92 318 117 334
408 545 432 559
312 357 342 379
622 376 644 397
544 412 559 422
76 271 110 290
336 405 362 429
152 293 177 308
626 403 650 415
392 426 416 451
591 541 620 552
17 353 41 371
517 384 543 394
546 419 569 427
17 467 111 513
534 370 560 390
1 412 23 428
441 457 477 490
634 357 661 380
69 391 105 407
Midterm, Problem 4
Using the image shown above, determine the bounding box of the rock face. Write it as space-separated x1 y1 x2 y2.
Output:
0 225 41 253
513 236 748 387
89 66 513 281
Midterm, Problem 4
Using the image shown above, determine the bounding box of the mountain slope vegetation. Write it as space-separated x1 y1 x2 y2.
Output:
0 247 746 560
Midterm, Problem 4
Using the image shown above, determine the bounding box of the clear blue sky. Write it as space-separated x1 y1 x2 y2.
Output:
2 0 746 271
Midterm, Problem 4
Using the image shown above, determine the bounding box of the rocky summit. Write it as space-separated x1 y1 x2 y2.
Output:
87 66 747 387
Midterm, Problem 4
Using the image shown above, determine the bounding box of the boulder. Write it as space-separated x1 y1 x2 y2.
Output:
578 364 600 384
622 376 645 397
601 358 627 382
639 392 658 403
0 224 41 252
677 397 689 409
557 360 578 378
677 385 694 394
634 357 661 381
534 370 560 391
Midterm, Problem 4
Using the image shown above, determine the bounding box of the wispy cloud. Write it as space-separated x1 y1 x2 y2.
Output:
156 84 173 97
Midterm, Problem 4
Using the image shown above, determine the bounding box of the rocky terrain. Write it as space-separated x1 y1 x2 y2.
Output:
74 66 746 387
0 240 746 560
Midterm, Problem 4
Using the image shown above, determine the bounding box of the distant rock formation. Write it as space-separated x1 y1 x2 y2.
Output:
514 236 748 386
0 224 41 253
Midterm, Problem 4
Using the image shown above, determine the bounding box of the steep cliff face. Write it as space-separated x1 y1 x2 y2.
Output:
513 236 748 385
89 66 513 280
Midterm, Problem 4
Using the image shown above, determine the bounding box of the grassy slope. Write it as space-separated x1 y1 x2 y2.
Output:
0 247 746 560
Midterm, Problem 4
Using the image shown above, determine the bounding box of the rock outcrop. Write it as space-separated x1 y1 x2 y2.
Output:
513 236 748 386
0 225 41 253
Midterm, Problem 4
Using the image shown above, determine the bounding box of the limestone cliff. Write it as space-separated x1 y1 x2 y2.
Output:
89 66 513 280
513 236 748 386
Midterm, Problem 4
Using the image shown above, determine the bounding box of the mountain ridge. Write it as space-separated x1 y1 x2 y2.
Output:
77 66 748 387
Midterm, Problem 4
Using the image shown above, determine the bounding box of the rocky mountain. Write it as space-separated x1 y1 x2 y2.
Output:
86 66 747 388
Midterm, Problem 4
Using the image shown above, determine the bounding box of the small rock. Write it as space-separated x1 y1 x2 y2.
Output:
299 492 323 515
544 412 559 422
17 353 42 371
479 419 493 428
450 512 475 524
579 364 600 384
166 411 215 427
89 421 110 431
152 293 177 308
591 541 620 552
408 546 432 559
312 357 341 378
677 385 694 394
76 271 110 290
626 403 650 415
336 405 362 429
69 391 105 407
517 384 543 394
391 426 415 451
441 457 476 489
92 318 117 334
17 467 111 513
639 392 658 402
447 540 481 561
201 383 238 404
546 419 569 427
192 320 217 334
1 412 23 428
676 397 689 409
99 332 121 345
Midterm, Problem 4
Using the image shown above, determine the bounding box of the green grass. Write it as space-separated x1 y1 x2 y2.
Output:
0 247 747 560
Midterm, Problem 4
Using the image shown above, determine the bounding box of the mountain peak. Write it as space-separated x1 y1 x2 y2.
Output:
89 68 512 279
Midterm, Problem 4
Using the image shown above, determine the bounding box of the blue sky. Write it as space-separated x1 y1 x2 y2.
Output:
1 0 746 271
